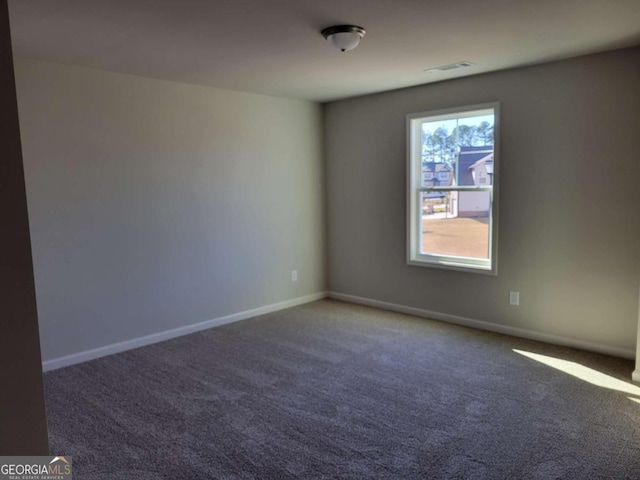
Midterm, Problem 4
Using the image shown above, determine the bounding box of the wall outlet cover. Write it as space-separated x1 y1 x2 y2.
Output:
509 291 520 306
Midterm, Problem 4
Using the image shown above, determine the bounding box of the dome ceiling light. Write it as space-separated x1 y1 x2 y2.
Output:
321 25 366 52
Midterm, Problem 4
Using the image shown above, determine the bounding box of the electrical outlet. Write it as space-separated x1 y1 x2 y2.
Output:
291 270 298 282
509 291 520 306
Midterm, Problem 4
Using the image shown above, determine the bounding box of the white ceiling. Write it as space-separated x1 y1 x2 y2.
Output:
8 0 640 102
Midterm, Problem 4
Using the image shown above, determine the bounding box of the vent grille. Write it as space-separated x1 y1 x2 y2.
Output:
424 61 476 74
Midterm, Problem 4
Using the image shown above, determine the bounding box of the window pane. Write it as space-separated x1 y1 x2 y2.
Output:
420 191 490 260
421 114 494 188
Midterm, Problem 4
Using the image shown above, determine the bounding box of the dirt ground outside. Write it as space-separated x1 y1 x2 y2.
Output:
421 216 489 259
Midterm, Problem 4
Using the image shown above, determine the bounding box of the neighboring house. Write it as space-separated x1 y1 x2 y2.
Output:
422 162 452 201
454 146 493 217
421 161 452 187
469 154 493 185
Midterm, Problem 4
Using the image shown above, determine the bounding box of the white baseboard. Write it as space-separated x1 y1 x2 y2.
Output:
43 291 328 372
328 291 635 360
633 370 640 384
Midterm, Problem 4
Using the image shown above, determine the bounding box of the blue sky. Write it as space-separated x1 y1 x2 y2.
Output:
422 114 494 135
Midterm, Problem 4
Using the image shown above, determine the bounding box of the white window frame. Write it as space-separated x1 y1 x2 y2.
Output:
406 103 499 275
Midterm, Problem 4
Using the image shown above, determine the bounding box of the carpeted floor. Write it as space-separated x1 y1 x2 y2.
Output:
44 299 640 479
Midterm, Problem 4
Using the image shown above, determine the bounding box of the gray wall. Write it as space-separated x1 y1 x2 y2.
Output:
0 0 48 454
14 59 326 363
325 47 640 353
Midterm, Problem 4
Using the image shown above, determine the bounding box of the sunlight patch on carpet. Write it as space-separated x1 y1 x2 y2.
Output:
513 349 640 397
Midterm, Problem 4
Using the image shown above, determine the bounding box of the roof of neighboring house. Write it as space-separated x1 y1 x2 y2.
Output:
469 153 493 170
422 162 452 173
456 146 493 186
423 192 446 199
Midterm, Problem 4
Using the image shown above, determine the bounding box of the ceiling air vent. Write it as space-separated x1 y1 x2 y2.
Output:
424 61 476 74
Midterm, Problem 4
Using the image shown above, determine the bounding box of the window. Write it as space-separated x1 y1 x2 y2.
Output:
407 103 499 274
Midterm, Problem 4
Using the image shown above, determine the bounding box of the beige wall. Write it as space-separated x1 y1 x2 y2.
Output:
325 47 640 355
15 59 326 363
12 47 640 367
0 0 48 454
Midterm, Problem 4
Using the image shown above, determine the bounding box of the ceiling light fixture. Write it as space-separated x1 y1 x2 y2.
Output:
321 25 366 52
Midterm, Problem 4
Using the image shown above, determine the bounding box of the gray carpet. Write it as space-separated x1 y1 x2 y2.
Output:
44 299 640 479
